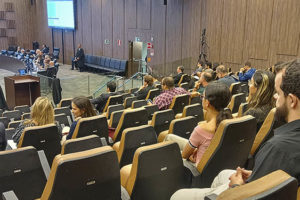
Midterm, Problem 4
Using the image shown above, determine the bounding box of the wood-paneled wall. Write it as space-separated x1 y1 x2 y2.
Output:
0 0 299 74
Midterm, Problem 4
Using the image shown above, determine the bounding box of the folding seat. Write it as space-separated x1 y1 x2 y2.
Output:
190 94 202 105
119 60 127 71
123 96 137 109
105 104 124 119
129 88 139 94
102 94 123 113
0 147 47 200
121 92 132 100
91 56 98 65
57 98 72 108
5 128 15 140
18 124 61 165
169 94 190 116
14 105 30 114
0 109 3 116
236 102 248 118
8 120 23 129
113 108 149 142
0 117 10 128
54 106 74 122
71 115 109 142
241 83 249 95
145 88 160 100
180 82 189 91
52 47 60 59
2 110 22 121
131 100 147 109
144 104 159 120
108 110 124 128
54 113 71 128
100 56 106 66
114 59 121 70
61 135 107 155
156 84 162 90
184 115 256 187
120 141 189 200
104 57 111 68
113 125 157 167
109 58 116 69
228 93 246 114
21 113 31 120
175 103 204 122
177 74 189 86
205 170 298 200
85 54 90 63
149 109 175 137
97 56 103 66
229 82 242 95
158 116 198 142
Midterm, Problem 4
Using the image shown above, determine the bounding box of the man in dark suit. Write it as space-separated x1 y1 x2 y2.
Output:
135 75 156 100
90 81 117 113
71 44 85 71
173 65 185 85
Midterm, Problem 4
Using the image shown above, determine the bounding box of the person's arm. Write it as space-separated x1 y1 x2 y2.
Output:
66 121 78 140
182 142 196 159
239 69 254 82
12 122 25 144
0 123 6 151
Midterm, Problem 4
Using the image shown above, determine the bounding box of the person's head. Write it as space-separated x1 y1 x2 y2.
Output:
29 97 54 126
162 77 175 90
143 75 154 86
78 44 82 49
44 58 50 65
248 70 275 109
203 82 232 128
35 49 40 55
274 61 287 74
197 61 205 68
274 59 300 123
212 62 219 71
200 71 214 87
17 46 21 51
177 66 184 74
49 61 55 67
72 96 96 118
21 49 25 54
244 61 252 70
205 61 212 69
216 65 228 78
42 44 46 48
106 81 116 92
45 55 50 60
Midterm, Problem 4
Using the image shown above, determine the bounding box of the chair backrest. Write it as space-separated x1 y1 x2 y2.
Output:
228 93 246 114
169 94 190 115
178 74 188 86
0 117 9 128
125 141 189 199
216 170 298 200
121 92 132 100
54 106 73 121
151 109 175 136
14 105 30 114
40 146 121 200
250 108 285 156
21 112 31 120
196 115 257 187
106 104 124 119
2 110 22 120
61 135 105 155
0 109 3 116
169 116 198 139
144 104 159 120
72 115 109 142
109 110 124 128
182 103 204 122
117 125 157 167
0 147 47 200
237 102 248 117
8 120 23 129
5 128 15 140
129 88 139 94
230 82 242 95
58 98 72 108
180 82 189 91
18 124 61 165
131 100 147 109
240 83 248 95
103 95 123 113
190 95 202 105
124 96 138 109
54 113 71 127
145 88 160 100
113 108 149 142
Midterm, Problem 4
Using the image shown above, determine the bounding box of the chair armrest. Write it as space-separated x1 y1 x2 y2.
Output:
38 150 50 179
100 137 108 146
183 159 201 177
204 193 218 200
2 191 19 200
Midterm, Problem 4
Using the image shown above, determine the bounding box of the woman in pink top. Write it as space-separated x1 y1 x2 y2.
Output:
182 82 232 165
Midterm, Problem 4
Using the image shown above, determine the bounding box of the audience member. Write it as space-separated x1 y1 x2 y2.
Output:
41 44 49 54
171 58 300 200
193 61 205 76
12 97 58 144
244 70 275 131
238 61 256 82
72 44 85 71
135 75 155 100
212 62 219 71
193 71 214 95
205 61 212 70
216 65 237 87
0 122 6 151
166 82 232 166
152 74 161 86
90 81 118 113
173 65 185 85
153 77 189 110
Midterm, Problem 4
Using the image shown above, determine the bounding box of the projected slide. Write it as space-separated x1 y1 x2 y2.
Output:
47 0 75 29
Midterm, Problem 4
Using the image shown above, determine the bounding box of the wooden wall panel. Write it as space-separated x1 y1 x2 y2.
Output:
91 0 102 56
63 30 74 64
112 0 125 59
102 0 113 57
81 0 92 55
137 0 151 30
126 0 137 29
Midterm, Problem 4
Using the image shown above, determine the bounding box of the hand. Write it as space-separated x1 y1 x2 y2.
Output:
237 167 252 181
240 68 244 73
229 168 246 187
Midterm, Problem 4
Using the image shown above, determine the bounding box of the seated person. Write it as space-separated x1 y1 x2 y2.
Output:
238 61 256 82
192 70 214 95
153 77 189 110
171 59 300 200
204 61 212 70
90 81 118 113
216 65 237 88
193 61 205 79
152 74 161 86
135 75 155 100
166 82 232 166
63 96 96 140
41 44 49 54
173 65 185 85
0 122 6 151
244 70 275 131
12 97 60 144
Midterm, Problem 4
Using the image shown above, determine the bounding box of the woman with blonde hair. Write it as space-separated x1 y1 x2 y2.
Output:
13 97 56 144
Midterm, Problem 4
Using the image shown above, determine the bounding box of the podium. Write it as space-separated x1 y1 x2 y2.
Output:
4 75 40 110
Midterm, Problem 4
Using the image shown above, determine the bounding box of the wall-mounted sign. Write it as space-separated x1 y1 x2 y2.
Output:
135 37 141 42
150 49 154 56
147 42 153 49
117 40 121 46
104 39 110 45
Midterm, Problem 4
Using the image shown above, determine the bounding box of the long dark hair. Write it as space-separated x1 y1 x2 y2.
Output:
204 82 232 128
72 96 96 118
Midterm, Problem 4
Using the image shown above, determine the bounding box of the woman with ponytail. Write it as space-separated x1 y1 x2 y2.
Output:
166 82 232 166
244 70 275 131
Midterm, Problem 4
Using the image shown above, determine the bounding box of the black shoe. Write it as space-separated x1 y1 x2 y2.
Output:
71 68 74 70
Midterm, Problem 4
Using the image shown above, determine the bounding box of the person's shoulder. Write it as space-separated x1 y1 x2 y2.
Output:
198 122 215 134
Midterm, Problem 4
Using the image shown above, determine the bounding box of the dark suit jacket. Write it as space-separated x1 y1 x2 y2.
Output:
90 92 117 113
75 48 85 69
135 85 155 100
0 122 7 151
173 72 184 85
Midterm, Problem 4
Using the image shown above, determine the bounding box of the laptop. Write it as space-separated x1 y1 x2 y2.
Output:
18 69 26 75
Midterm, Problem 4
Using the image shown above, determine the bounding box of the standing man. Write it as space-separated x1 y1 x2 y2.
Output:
72 44 85 72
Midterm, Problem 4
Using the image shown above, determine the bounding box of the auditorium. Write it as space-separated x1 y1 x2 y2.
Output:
0 0 299 199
